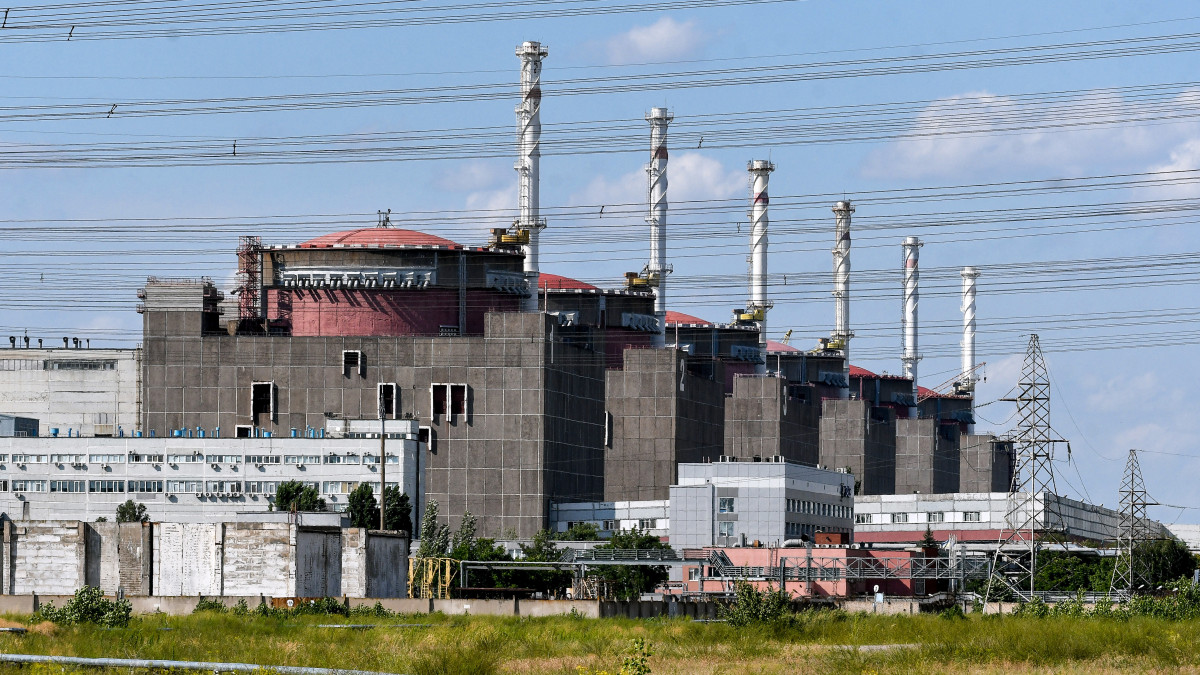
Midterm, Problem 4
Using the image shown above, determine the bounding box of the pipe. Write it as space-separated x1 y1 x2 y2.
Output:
646 107 673 349
0 653 402 675
901 236 922 417
960 266 981 433
516 41 548 312
747 160 775 374
832 200 854 398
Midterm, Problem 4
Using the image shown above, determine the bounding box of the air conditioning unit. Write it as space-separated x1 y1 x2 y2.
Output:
211 463 220 469
102 463 110 469
194 492 202 497
170 463 178 468
295 463 304 469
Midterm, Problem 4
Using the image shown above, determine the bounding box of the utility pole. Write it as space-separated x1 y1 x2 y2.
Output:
1110 448 1156 598
986 334 1069 603
379 398 387 531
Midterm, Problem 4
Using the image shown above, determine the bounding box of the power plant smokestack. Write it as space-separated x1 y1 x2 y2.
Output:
960 266 981 433
832 200 854 398
516 41 548 312
747 160 775 375
646 107 673 348
901 236 922 417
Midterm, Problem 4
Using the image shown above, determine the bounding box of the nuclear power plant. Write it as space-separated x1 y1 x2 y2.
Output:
0 40 1017 544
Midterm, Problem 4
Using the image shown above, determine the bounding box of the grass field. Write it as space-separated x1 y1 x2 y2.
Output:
3 610 1200 674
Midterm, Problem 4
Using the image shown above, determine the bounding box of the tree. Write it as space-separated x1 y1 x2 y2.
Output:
382 486 413 533
560 522 601 541
414 499 449 558
920 526 938 549
274 480 326 512
115 500 148 523
448 511 512 591
593 528 672 600
347 484 377 529
518 529 572 597
1138 538 1197 587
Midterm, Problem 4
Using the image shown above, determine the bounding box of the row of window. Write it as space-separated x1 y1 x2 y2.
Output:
785 498 852 520
854 511 982 525
10 479 399 496
5 453 399 466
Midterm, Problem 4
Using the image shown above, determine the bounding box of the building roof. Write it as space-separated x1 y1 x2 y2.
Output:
766 340 800 352
537 273 599 291
297 228 461 249
849 365 877 378
664 311 713 327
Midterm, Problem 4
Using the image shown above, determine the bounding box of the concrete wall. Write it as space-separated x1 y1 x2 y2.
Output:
86 522 151 596
0 348 141 437
3 520 86 595
723 375 820 466
153 522 220 596
959 435 1013 493
819 399 896 495
894 418 960 496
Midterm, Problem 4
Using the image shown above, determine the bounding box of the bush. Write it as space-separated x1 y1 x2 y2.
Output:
721 580 792 627
193 597 228 613
116 499 149 523
36 586 132 628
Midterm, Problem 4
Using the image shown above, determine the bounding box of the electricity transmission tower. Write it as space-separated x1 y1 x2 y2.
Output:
986 334 1070 602
1109 448 1156 598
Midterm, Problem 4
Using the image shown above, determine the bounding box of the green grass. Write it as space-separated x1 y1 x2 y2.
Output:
3 611 1200 674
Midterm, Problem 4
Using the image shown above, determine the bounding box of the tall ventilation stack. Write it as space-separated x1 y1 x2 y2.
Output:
960 266 981 432
831 201 854 398
646 107 673 348
901 236 923 417
747 160 775 375
515 41 548 312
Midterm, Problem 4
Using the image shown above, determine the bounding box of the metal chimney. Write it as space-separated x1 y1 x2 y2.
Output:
960 266 981 433
832 200 854 398
747 160 775 374
647 107 673 348
516 41 548 312
901 236 923 417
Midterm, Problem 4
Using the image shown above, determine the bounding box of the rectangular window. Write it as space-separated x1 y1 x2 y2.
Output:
450 384 466 416
205 455 242 464
283 454 322 466
718 521 734 537
687 567 701 581
431 384 447 416
638 518 658 530
891 513 909 524
928 511 945 524
88 480 125 493
50 454 85 464
128 480 163 493
89 454 125 464
251 381 276 424
321 481 359 495
12 454 47 464
50 480 86 493
12 480 46 492
204 481 242 493
718 497 735 514
855 513 872 524
246 455 281 465
245 481 279 495
604 411 613 448
343 350 363 377
378 383 397 418
45 359 117 370
166 453 201 464
963 511 982 523
130 453 165 464
603 520 616 531
166 480 203 493
235 425 252 438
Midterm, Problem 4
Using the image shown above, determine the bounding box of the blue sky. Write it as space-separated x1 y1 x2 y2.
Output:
2 1 1199 520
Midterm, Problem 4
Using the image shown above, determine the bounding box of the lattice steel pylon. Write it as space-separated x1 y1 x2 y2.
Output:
1109 448 1157 598
985 334 1070 603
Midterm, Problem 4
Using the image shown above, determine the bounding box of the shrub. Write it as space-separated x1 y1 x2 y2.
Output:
36 586 132 628
193 597 228 613
721 580 792 627
116 500 149 523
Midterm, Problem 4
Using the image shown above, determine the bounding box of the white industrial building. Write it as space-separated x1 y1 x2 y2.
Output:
0 347 141 438
551 458 854 548
0 419 424 522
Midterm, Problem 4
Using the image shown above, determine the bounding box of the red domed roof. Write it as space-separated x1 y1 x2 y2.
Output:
298 228 460 249
538 273 599 291
665 311 713 326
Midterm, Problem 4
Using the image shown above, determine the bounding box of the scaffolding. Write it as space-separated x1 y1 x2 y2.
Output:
236 235 263 322
408 557 457 599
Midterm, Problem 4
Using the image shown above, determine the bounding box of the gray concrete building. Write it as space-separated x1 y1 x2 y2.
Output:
0 347 141 437
549 500 670 540
818 399 897 495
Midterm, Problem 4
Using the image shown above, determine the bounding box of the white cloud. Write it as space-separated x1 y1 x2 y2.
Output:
604 17 706 65
464 185 516 214
1146 137 1200 199
435 160 509 193
572 152 743 206
862 89 1200 180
